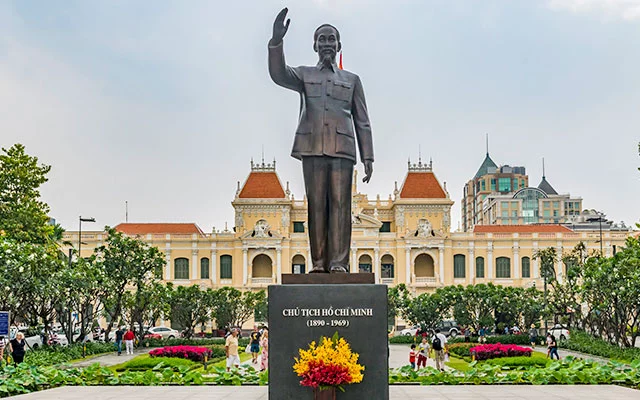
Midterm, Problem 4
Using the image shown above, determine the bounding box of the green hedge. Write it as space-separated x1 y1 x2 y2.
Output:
390 334 541 346
562 331 640 362
24 342 116 367
140 337 249 348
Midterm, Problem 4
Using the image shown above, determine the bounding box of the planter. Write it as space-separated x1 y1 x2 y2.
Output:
313 387 336 400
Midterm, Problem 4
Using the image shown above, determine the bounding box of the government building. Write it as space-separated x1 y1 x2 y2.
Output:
63 155 633 298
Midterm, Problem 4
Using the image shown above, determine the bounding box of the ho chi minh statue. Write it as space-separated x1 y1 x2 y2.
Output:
268 7 374 274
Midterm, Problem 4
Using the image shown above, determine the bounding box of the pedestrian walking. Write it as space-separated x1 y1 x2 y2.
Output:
545 332 553 358
225 328 240 371
548 334 560 360
259 328 269 371
432 329 448 371
0 335 6 365
408 344 417 369
115 326 125 356
479 326 486 343
8 332 27 364
249 325 261 365
416 337 429 369
529 324 539 349
123 328 135 355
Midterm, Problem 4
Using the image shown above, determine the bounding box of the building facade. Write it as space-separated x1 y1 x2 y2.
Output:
63 159 633 300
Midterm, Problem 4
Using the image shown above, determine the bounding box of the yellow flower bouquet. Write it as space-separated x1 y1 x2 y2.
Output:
293 332 364 394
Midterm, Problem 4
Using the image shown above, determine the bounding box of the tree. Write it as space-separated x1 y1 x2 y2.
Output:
0 144 53 244
95 227 166 341
387 283 410 327
534 247 558 330
581 237 640 347
402 291 448 331
211 287 267 330
167 284 212 339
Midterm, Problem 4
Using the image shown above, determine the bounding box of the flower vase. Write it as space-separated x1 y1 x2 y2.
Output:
313 387 336 400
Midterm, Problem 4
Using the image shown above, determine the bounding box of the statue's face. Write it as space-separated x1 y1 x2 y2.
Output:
314 26 341 64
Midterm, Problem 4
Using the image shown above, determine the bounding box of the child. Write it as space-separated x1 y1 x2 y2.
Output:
409 344 417 369
417 337 429 369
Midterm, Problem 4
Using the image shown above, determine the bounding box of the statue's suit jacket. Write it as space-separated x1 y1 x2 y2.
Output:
268 42 374 164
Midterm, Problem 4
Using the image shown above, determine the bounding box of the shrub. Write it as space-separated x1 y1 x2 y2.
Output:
484 356 549 368
447 343 475 360
149 345 213 362
469 343 532 361
140 337 249 348
562 331 640 362
24 342 116 367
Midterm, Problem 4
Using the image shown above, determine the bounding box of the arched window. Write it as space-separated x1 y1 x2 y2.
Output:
454 254 466 278
252 254 273 278
521 256 531 278
220 255 232 279
496 257 511 278
475 257 485 278
414 254 435 277
292 254 306 274
381 254 394 278
174 258 189 280
200 257 210 279
358 254 372 273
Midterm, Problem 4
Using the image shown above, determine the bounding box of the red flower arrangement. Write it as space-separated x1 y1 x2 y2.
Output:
469 343 532 361
149 345 213 362
299 360 353 389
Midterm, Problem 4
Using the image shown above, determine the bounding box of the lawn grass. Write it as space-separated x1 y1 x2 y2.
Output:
445 355 472 372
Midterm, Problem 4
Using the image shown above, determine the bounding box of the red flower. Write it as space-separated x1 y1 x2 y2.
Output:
299 360 353 388
149 345 213 362
469 343 532 361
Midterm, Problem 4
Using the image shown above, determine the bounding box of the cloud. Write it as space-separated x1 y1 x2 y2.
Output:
548 0 640 20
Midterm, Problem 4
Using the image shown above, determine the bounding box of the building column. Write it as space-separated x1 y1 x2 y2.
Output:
164 249 171 281
276 248 282 284
513 242 520 280
438 246 445 284
211 248 217 284
351 248 358 273
405 247 411 285
487 242 494 279
374 248 380 283
533 241 539 278
242 248 248 286
468 248 475 284
192 249 198 280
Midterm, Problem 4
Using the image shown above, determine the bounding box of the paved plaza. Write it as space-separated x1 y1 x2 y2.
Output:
10 385 640 400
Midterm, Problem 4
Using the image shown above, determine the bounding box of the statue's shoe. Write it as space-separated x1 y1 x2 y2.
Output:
309 267 329 273
329 265 348 273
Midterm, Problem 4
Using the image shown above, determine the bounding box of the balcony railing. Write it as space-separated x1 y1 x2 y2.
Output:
414 276 437 284
381 278 395 285
250 277 274 286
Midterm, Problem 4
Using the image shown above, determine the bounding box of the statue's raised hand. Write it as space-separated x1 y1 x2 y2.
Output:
271 7 290 45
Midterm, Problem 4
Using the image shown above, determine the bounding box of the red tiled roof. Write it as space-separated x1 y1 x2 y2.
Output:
473 225 573 233
399 172 446 199
238 171 285 199
115 223 204 235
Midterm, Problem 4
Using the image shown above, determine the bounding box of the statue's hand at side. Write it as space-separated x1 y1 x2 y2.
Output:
271 7 291 46
363 161 373 184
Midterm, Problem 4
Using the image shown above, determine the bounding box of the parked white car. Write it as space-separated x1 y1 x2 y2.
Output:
8 327 43 350
147 326 180 339
548 324 571 341
399 326 419 337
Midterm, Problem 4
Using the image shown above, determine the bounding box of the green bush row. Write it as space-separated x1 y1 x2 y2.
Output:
390 357 640 386
24 342 116 367
140 338 249 348
389 334 542 345
562 331 640 362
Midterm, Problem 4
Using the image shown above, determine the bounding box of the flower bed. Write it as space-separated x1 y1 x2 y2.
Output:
469 343 531 361
149 345 213 362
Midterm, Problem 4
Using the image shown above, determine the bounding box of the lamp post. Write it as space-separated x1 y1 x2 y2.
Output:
78 216 96 260
587 211 605 256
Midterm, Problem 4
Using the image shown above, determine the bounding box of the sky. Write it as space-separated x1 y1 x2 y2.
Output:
1 0 639 232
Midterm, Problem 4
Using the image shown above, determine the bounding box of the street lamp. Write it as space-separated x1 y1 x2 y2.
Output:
587 211 605 256
78 216 96 260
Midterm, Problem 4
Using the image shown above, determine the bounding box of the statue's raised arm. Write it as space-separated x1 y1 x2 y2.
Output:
270 7 290 46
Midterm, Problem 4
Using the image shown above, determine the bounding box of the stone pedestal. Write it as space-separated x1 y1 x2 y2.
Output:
268 275 389 400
